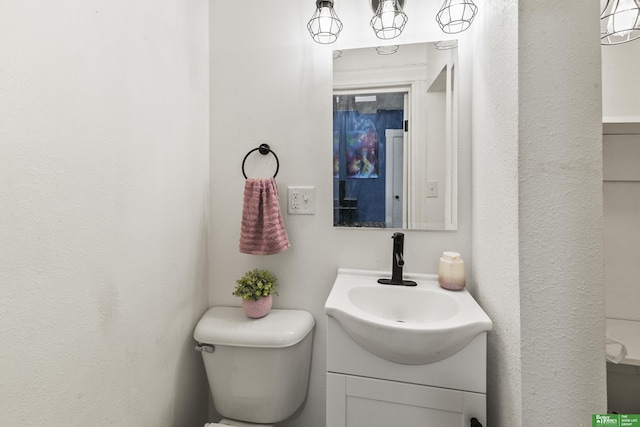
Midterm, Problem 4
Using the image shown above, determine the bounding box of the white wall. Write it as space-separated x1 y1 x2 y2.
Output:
208 1 472 426
601 40 640 323
0 2 210 426
472 0 607 425
518 0 605 422
602 42 640 120
601 39 640 417
603 133 640 322
470 1 522 425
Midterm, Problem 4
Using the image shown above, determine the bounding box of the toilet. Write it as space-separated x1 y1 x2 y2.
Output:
194 306 315 426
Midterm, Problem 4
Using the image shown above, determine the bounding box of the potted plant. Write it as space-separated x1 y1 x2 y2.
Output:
233 269 278 318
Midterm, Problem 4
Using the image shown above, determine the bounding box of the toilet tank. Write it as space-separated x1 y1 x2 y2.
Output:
194 307 315 424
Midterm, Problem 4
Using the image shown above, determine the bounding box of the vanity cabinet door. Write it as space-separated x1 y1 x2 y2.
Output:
327 373 486 427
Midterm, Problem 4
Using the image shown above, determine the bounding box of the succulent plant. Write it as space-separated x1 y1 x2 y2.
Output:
232 269 278 301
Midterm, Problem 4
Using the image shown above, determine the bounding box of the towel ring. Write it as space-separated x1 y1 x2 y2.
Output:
242 143 280 179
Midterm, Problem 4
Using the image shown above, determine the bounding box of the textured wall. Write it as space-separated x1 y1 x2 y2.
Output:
208 1 473 426
472 0 607 425
0 1 210 425
470 0 523 425
518 0 606 424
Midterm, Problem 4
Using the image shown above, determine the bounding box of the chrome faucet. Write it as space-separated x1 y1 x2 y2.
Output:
378 232 417 286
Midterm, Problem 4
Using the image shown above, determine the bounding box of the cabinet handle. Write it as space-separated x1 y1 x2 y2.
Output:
470 418 483 427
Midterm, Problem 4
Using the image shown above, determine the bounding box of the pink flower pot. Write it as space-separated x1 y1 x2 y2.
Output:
241 295 273 319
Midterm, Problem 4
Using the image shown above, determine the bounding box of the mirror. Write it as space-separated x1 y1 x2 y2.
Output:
333 41 458 230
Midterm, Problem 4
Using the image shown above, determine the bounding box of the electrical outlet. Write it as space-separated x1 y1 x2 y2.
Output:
288 186 316 215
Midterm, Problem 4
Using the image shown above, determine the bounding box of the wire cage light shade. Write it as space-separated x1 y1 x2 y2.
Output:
370 0 408 40
308 0 343 44
436 0 478 34
601 0 640 45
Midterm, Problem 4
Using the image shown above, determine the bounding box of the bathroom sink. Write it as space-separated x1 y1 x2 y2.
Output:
325 268 493 364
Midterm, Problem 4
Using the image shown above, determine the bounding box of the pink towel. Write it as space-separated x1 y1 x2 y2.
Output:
239 178 290 255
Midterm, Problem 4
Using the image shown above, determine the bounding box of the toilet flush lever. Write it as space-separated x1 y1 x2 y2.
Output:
194 343 215 353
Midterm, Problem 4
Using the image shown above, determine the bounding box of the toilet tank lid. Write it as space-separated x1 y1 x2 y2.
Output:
194 306 315 348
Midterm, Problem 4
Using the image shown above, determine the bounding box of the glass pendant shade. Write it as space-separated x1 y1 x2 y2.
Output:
601 0 640 45
376 45 400 55
434 40 458 50
308 0 343 44
370 0 408 40
436 0 478 34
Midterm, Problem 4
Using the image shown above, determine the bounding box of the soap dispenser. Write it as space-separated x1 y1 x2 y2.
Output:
438 251 466 291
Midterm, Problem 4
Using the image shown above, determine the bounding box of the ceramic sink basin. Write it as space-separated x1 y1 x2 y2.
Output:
325 268 493 364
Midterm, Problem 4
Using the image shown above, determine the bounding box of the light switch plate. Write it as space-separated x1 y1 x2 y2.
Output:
427 180 438 198
288 186 316 215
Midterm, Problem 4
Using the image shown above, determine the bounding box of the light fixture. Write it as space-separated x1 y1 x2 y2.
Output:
435 0 478 34
601 0 640 45
308 0 343 44
370 0 408 40
433 40 458 50
376 45 400 55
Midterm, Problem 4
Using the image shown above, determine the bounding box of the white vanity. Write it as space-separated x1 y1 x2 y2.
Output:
326 269 492 427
